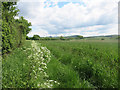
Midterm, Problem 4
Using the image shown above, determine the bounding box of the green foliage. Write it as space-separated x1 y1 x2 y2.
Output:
40 40 118 88
77 35 84 39
26 36 30 40
2 40 118 88
2 2 32 54
117 36 120 39
46 56 95 88
15 16 32 35
2 41 60 88
2 41 31 88
28 35 84 41
101 38 104 40
41 37 59 40
32 35 40 40
60 36 65 40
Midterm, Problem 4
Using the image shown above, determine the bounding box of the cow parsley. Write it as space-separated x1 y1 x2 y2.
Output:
26 40 60 88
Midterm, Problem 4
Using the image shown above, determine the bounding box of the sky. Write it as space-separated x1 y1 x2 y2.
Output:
16 0 119 37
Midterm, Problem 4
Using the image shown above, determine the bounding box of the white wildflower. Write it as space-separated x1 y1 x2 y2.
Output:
33 65 35 68
49 80 54 82
38 67 42 70
26 40 60 88
37 84 40 87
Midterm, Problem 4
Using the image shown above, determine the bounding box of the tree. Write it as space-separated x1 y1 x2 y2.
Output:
60 36 65 40
2 2 19 54
77 35 84 39
117 36 120 39
101 38 104 40
15 16 32 35
32 35 40 40
2 2 32 54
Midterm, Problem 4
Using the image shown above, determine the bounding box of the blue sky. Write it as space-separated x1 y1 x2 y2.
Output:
16 0 118 37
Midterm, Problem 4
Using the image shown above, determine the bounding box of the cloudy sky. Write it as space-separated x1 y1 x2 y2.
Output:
16 0 119 37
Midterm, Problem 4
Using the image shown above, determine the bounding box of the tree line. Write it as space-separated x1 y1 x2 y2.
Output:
26 35 84 40
1 2 32 54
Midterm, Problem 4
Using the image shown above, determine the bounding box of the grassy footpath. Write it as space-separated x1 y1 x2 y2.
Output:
46 55 95 88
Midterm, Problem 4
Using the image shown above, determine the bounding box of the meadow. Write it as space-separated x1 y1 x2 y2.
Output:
2 2 119 89
2 39 119 88
39 40 119 88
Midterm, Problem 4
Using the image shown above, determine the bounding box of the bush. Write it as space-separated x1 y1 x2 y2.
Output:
101 38 104 40
32 35 40 40
2 2 31 54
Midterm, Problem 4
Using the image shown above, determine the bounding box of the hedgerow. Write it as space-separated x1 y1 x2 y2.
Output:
1 2 31 55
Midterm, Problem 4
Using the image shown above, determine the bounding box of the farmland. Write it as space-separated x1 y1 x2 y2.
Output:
1 1 119 89
39 40 118 88
2 39 119 88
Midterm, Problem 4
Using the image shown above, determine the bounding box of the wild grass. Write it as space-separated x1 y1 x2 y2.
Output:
2 40 59 88
39 40 118 88
2 40 118 88
2 41 31 88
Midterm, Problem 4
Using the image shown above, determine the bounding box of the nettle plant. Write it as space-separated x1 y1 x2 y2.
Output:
25 41 60 88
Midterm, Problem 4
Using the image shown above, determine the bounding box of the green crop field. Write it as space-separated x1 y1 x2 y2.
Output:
38 40 119 88
2 40 119 88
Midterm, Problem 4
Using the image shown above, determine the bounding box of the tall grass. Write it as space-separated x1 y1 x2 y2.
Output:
2 40 118 88
2 40 59 88
2 41 31 88
39 40 118 88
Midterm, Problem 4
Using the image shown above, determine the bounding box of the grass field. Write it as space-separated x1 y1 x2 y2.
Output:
39 40 118 88
2 40 119 88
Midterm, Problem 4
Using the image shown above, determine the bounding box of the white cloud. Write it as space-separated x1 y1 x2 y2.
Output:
28 29 49 37
17 0 119 37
